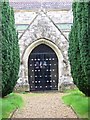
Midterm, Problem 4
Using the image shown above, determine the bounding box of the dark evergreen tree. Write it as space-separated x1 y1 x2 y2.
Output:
2 1 20 97
0 1 3 97
68 2 90 96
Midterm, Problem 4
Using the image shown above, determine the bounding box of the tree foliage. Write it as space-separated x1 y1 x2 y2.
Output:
2 1 20 97
68 2 90 96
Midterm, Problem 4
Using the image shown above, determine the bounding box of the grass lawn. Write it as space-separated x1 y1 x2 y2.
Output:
0 93 23 119
62 89 90 119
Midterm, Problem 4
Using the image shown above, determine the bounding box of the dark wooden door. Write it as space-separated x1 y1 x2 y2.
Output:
28 44 58 91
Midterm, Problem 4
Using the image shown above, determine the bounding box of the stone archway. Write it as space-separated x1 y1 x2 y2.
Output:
15 10 73 92
22 38 64 91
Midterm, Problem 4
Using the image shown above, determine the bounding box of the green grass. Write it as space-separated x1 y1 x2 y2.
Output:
62 89 90 119
0 93 23 119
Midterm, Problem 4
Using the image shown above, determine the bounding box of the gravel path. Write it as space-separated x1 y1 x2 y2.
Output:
12 92 77 118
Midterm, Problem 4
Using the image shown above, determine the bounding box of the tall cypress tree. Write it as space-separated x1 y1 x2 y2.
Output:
69 2 82 89
80 3 90 96
0 1 3 96
2 1 20 97
68 1 90 96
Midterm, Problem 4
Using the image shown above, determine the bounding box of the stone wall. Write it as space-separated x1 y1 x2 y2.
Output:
14 9 74 92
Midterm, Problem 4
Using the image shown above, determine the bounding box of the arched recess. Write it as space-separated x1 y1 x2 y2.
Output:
22 38 64 90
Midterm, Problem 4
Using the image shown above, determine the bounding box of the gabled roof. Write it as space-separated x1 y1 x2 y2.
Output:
19 9 68 41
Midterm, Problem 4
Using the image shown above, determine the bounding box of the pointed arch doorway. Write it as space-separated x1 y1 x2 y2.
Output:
28 44 58 91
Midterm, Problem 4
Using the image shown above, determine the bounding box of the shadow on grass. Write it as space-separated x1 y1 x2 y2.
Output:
0 93 23 119
62 89 90 119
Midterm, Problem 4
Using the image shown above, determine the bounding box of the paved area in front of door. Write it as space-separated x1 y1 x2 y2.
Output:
12 92 77 118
